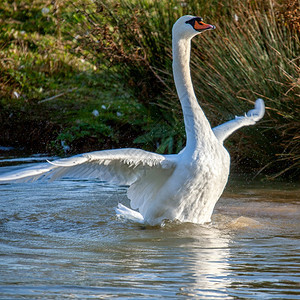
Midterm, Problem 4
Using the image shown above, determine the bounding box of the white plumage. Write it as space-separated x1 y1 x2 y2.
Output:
0 16 265 225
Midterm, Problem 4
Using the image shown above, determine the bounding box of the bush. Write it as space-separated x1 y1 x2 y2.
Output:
74 0 299 178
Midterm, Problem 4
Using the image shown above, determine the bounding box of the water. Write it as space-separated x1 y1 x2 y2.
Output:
0 158 299 299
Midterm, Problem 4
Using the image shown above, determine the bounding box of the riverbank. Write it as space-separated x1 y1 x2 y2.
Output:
0 0 299 179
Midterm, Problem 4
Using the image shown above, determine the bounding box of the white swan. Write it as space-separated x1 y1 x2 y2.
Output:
0 16 265 225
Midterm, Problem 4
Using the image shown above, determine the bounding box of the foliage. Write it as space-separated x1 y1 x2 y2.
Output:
191 0 300 178
0 0 299 179
73 0 299 178
0 0 146 154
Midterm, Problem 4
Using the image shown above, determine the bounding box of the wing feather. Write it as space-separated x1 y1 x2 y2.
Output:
0 148 178 220
0 148 176 185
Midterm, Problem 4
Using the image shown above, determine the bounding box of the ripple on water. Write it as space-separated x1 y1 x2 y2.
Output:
0 162 299 299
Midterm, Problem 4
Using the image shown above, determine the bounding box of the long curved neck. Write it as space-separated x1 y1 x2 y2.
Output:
172 35 213 151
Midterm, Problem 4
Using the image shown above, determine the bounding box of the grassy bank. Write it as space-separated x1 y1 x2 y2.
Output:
0 0 148 155
0 0 299 179
75 0 299 178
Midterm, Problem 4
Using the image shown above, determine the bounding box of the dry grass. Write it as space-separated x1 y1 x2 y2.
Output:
1 0 298 178
75 0 299 178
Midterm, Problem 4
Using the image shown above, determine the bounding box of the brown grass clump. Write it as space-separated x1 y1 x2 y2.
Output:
74 0 299 178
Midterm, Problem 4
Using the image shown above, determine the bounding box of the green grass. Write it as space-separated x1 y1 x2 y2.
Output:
0 0 150 155
0 0 299 179
74 0 299 178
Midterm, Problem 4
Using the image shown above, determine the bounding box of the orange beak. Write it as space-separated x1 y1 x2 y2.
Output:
194 21 215 31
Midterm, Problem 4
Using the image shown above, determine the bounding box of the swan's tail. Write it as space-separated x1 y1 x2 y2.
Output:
115 203 144 224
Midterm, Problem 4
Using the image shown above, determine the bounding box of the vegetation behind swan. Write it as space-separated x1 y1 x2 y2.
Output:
0 0 298 179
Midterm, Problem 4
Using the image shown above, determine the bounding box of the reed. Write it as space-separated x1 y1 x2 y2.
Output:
1 0 298 178
75 0 299 178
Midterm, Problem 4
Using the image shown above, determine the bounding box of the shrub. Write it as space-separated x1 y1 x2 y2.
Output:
74 0 299 178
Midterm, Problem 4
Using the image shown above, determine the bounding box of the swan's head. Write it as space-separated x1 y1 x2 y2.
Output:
172 15 215 39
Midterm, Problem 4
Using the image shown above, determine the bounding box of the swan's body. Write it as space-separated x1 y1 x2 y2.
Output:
0 16 265 225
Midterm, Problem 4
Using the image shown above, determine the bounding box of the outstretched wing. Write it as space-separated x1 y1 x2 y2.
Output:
0 148 176 185
245 98 265 121
213 98 265 143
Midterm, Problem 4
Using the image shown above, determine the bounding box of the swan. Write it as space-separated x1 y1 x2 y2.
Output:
0 16 265 225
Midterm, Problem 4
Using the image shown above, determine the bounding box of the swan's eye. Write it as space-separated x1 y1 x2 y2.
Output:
185 17 205 31
186 17 201 24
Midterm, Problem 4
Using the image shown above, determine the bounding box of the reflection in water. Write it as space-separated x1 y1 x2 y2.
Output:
0 161 299 299
174 225 232 298
121 223 233 298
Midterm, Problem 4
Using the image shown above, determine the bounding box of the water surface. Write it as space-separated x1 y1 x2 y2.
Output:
0 159 299 299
